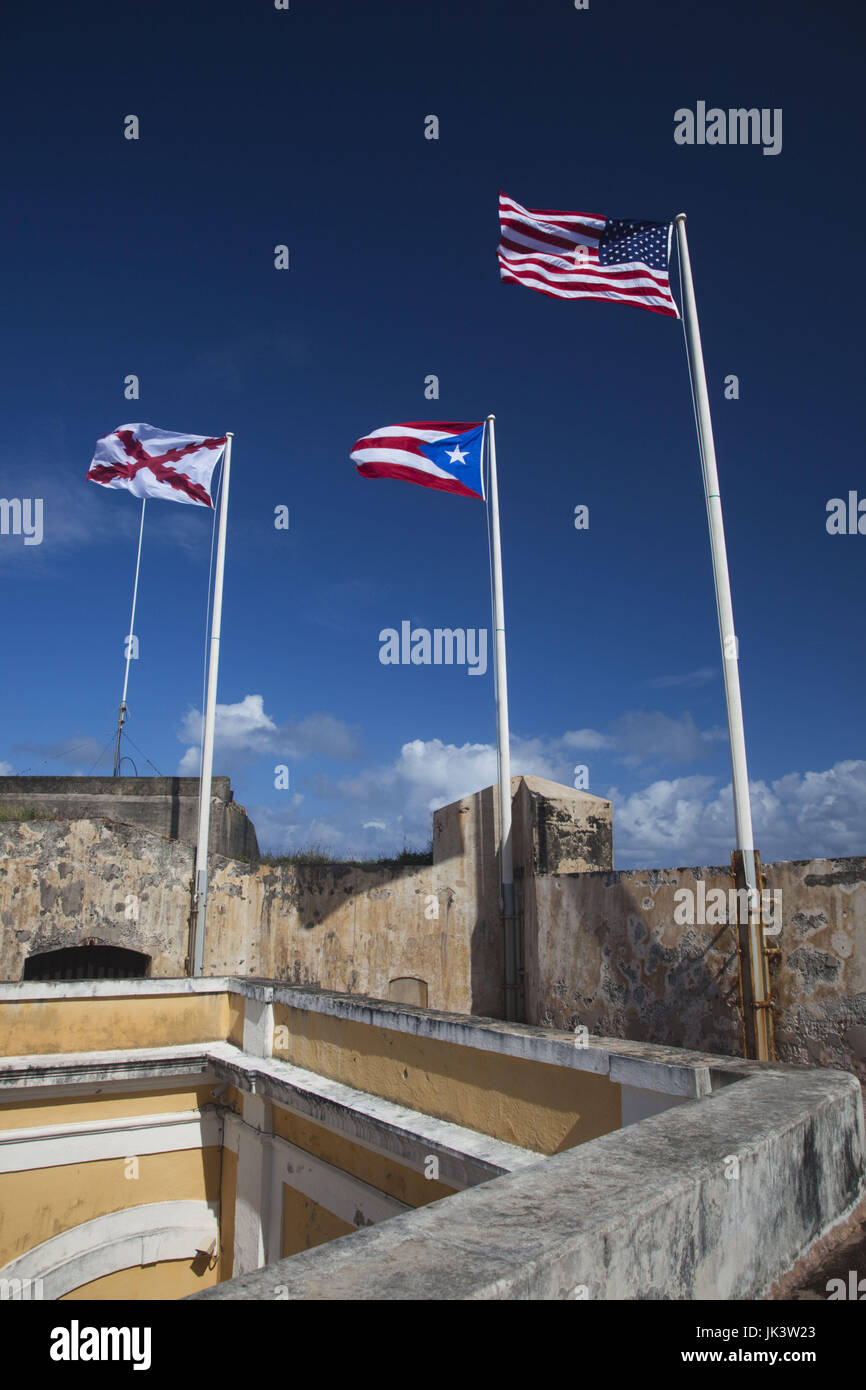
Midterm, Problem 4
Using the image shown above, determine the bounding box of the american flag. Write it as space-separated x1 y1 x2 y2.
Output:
498 192 679 319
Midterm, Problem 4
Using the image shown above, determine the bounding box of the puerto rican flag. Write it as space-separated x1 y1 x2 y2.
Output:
86 422 227 508
351 421 485 501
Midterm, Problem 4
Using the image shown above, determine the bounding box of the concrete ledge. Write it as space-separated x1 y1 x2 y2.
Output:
263 982 740 1098
0 978 232 1002
0 1044 217 1095
0 978 751 1097
205 1043 542 1186
191 1068 865 1301
0 1042 542 1189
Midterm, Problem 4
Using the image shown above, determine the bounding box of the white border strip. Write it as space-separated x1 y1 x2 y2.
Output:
223 1112 408 1232
0 1109 222 1174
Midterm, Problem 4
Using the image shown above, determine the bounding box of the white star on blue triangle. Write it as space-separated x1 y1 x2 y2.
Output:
419 425 485 498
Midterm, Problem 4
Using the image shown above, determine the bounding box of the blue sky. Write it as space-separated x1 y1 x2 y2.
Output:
1 0 863 866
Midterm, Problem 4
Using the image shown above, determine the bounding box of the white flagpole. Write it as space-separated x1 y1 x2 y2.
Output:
191 433 233 977
113 498 146 776
485 415 519 1021
674 215 771 1061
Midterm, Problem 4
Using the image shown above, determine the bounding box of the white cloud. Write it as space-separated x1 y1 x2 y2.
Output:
610 759 866 867
179 694 275 753
335 738 497 820
247 803 345 857
255 714 731 856
0 762 12 775
607 774 720 862
520 713 721 770
318 741 866 867
253 715 866 869
561 728 612 751
254 735 533 855
178 695 359 773
608 710 720 768
327 734 567 848
646 666 717 689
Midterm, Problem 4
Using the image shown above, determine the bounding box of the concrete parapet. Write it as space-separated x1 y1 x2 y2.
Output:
192 1060 864 1301
0 775 258 861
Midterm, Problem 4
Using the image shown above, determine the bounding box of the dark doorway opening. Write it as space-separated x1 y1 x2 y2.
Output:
23 945 151 981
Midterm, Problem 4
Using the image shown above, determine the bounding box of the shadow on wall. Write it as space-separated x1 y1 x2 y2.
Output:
531 856 866 1082
533 867 745 1057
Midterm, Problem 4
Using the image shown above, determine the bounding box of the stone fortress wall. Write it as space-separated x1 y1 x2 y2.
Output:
0 774 862 1079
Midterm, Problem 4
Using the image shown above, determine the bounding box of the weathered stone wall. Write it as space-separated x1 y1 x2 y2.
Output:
530 857 866 1082
0 774 613 1015
196 1065 865 1303
206 856 448 1005
761 857 866 1078
0 818 458 1008
512 777 614 1028
0 818 195 978
432 776 614 1018
0 776 258 861
1 781 862 1083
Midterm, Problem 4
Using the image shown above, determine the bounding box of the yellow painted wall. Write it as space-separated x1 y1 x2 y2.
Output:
281 1182 354 1258
0 993 230 1057
0 1085 219 1131
2 993 621 1156
227 994 245 1048
0 989 629 1296
272 1004 622 1153
61 1255 220 1300
219 1147 237 1282
271 1103 455 1206
0 1147 219 1265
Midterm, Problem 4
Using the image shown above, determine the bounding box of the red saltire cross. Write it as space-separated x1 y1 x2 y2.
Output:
88 429 226 507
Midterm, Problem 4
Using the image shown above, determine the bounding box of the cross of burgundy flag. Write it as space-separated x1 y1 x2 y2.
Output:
86 422 228 507
498 192 679 318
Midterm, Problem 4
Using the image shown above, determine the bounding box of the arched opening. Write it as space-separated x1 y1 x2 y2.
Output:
23 945 151 982
0 1200 218 1301
388 977 428 1008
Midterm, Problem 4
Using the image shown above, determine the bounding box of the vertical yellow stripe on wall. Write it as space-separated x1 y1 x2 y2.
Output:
281 1184 354 1259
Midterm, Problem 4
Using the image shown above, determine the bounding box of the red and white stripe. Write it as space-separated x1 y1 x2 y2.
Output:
498 192 678 318
351 421 484 500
